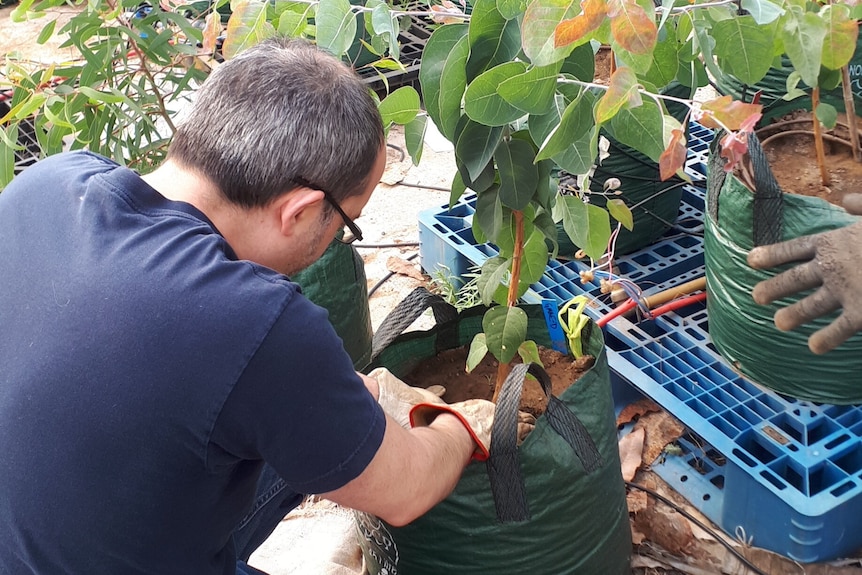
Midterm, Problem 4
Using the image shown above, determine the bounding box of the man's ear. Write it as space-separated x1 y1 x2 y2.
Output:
276 188 325 237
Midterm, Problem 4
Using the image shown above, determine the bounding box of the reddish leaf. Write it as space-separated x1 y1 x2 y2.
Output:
202 12 222 55
659 128 686 181
555 0 608 48
696 96 762 131
594 67 641 123
607 0 656 55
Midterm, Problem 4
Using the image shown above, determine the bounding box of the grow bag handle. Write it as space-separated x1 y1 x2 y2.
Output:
488 362 602 523
370 287 458 361
707 130 783 246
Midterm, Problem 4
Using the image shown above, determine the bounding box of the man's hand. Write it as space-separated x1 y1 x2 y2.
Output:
369 368 445 428
410 399 495 461
747 194 862 354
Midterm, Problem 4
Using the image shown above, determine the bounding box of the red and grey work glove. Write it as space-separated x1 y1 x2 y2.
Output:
370 367 446 428
369 367 495 462
410 399 495 462
747 194 862 354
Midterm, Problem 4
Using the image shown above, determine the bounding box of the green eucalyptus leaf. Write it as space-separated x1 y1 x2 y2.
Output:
536 91 593 162
450 171 468 209
465 62 529 126
560 42 596 81
781 11 827 88
521 0 580 67
821 3 858 71
315 0 357 56
378 86 420 125
741 0 784 25
517 228 550 294
454 119 503 182
419 23 468 140
483 305 528 364
517 339 542 367
458 155 498 193
496 138 539 211
404 114 426 165
533 209 559 258
642 32 679 89
608 99 665 162
606 198 634 231
782 70 808 101
475 184 505 242
0 124 18 189
498 61 562 115
816 102 838 130
713 15 775 86
554 194 611 260
478 256 511 305
466 333 489 372
554 127 599 175
535 158 556 212
223 0 276 59
467 0 522 80
498 0 526 19
37 20 57 44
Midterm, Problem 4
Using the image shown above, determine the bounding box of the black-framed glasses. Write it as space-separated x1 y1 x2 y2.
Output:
291 177 363 245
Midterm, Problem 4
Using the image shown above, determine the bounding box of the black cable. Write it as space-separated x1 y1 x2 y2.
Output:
367 252 419 298
395 181 451 192
386 142 406 162
353 242 420 248
625 481 770 575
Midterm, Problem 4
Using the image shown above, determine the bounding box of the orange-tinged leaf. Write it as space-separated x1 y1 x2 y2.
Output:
607 0 656 55
595 67 641 124
697 96 762 131
202 11 222 55
659 128 686 181
555 0 608 48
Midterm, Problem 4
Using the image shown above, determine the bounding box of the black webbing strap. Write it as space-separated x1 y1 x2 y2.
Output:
747 131 783 246
370 287 458 361
486 362 602 523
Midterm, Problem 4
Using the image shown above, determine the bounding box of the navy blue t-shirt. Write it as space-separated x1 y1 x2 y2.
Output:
0 152 386 574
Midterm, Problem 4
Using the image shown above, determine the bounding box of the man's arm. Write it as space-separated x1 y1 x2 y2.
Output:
321 412 474 526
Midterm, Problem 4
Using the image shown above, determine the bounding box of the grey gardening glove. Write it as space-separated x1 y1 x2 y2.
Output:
370 367 446 428
747 194 862 354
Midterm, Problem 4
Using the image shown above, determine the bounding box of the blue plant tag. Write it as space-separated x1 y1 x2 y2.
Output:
541 299 569 354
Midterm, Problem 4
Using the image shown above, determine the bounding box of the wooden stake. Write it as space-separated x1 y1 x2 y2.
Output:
812 87 832 187
841 65 861 162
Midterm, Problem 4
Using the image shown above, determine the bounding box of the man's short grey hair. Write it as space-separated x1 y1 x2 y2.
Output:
168 37 385 208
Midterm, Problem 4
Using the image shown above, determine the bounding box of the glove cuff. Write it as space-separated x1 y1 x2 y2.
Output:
409 403 490 462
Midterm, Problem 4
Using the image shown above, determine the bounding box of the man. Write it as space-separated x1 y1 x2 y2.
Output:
0 37 490 575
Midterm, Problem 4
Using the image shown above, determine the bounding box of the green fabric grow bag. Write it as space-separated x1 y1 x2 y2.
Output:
705 136 862 403
712 34 862 124
291 239 373 370
357 290 631 574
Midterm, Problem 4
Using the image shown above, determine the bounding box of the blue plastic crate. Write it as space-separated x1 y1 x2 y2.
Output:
417 123 862 562
606 304 862 562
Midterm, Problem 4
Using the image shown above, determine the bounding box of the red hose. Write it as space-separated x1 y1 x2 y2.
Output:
596 291 707 328
649 291 707 318
596 298 637 327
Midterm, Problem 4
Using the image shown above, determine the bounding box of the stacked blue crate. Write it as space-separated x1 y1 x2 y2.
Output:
417 124 862 562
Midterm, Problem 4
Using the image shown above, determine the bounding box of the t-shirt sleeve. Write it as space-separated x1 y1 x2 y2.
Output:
209 293 386 494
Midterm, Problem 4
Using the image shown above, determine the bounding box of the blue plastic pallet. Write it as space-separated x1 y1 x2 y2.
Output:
417 125 862 562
